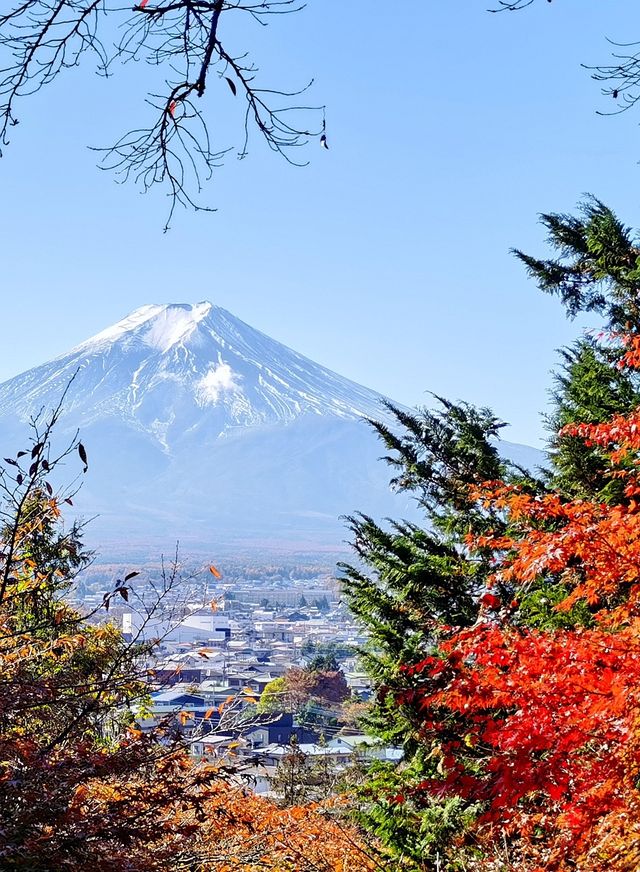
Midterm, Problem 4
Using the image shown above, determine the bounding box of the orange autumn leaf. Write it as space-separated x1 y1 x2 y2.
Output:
0 423 381 872
209 564 222 579
73 784 89 803
217 694 235 714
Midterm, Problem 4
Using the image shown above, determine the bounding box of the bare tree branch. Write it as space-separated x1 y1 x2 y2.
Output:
486 2 640 145
488 0 536 10
0 0 324 227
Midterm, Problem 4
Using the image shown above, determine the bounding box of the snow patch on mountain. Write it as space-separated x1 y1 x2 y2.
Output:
196 361 241 405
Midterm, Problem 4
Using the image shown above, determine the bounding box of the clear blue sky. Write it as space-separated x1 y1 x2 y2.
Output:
1 0 637 447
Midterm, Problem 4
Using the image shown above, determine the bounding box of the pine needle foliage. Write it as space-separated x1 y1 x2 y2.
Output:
547 338 639 502
339 400 535 867
368 398 511 533
513 196 640 330
339 400 517 683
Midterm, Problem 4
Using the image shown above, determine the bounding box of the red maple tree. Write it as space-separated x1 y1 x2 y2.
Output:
396 333 640 870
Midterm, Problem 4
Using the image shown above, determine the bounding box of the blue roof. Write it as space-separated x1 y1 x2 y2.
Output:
150 690 205 705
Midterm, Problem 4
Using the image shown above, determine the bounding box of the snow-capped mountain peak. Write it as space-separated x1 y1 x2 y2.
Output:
0 302 543 554
0 301 395 449
71 302 214 355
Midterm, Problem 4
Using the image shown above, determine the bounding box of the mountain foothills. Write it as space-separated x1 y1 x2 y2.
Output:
0 302 539 555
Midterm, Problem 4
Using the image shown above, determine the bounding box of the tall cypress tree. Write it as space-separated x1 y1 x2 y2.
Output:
340 399 520 671
339 400 535 867
515 198 640 502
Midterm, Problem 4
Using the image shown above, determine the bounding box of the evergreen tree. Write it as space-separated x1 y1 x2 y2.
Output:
340 399 532 679
314 595 331 612
339 400 537 866
307 651 341 673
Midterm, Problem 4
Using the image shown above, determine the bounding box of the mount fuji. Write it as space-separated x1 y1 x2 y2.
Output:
0 303 542 556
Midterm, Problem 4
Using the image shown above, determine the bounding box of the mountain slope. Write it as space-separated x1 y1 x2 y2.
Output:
1 302 390 437
0 303 543 556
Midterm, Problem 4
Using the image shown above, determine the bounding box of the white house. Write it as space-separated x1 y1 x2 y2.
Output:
123 607 231 644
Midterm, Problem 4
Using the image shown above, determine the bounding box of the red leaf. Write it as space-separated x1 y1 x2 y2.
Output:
480 592 501 610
